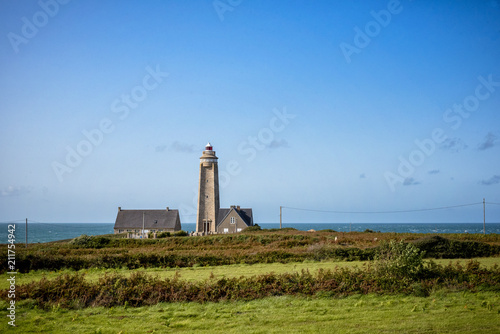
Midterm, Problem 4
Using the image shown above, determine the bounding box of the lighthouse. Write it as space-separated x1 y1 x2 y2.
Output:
196 143 220 234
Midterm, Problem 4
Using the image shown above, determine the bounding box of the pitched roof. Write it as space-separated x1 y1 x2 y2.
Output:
114 209 180 230
217 207 253 227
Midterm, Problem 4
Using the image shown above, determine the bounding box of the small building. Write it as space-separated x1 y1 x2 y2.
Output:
217 206 253 234
114 207 181 238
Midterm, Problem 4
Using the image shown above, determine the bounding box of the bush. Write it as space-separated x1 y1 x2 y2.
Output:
157 232 171 238
412 235 500 258
173 230 188 237
375 240 424 278
69 235 110 249
245 224 262 232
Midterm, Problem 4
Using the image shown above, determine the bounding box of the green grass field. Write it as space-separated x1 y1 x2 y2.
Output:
2 232 499 332
1 291 499 333
2 257 498 290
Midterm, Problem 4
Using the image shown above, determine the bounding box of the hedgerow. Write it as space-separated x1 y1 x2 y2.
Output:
2 233 499 273
4 260 499 309
411 235 500 258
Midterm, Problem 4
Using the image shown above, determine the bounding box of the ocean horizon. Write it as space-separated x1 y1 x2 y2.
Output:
1 222 499 244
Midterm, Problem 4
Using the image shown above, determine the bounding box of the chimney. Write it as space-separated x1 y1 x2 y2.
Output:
230 205 235 209
118 207 121 211
237 206 240 210
166 207 170 211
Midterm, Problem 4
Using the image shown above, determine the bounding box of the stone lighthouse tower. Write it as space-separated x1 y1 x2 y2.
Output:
196 143 220 235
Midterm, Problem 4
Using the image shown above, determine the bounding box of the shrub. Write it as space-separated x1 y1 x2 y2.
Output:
410 282 430 297
157 232 171 238
173 230 188 237
69 235 110 249
375 240 424 278
245 224 262 232
411 235 500 258
278 239 311 248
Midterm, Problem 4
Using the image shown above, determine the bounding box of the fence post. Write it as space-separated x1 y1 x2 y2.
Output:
280 206 282 229
483 198 486 235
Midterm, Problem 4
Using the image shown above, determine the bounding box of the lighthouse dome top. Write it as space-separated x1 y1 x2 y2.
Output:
205 142 213 151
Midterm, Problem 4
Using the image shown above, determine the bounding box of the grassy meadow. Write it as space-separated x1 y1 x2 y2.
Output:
1 291 499 333
1 229 499 332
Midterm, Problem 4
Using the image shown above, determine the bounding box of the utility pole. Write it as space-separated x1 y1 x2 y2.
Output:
280 206 282 229
26 218 28 248
142 212 145 239
483 198 486 235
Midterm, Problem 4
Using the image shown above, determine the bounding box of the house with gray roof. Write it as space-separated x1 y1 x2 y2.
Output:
114 207 181 238
217 206 253 234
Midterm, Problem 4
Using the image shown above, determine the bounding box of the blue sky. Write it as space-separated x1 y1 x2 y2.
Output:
1 0 499 224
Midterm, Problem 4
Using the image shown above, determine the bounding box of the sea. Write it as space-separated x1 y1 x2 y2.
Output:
1 222 499 244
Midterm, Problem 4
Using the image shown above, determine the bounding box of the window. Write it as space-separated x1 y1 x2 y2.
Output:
230 217 235 224
223 228 229 233
237 228 242 232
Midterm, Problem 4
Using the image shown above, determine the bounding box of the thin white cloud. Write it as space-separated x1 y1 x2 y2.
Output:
1 185 32 197
170 141 196 153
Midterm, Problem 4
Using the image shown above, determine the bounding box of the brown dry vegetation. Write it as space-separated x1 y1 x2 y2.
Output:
2 229 499 273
